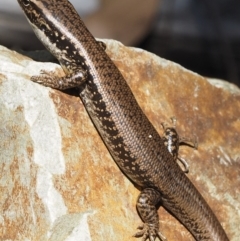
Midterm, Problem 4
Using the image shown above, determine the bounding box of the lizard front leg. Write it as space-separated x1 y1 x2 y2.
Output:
134 188 166 241
31 68 88 90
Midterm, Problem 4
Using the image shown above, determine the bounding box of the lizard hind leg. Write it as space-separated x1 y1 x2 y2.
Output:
134 188 167 241
161 117 198 173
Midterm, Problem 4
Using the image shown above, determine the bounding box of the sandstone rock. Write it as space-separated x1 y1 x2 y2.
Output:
0 41 239 241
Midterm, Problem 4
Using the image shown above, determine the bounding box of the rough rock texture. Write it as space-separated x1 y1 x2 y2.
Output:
0 41 239 241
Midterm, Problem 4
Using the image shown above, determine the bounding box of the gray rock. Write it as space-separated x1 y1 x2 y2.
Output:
0 41 239 240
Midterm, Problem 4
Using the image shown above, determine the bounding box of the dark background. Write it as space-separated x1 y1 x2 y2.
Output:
1 0 240 87
138 0 240 87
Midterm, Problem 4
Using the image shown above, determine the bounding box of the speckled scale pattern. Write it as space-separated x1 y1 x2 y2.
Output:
17 0 229 240
161 121 191 173
162 126 179 160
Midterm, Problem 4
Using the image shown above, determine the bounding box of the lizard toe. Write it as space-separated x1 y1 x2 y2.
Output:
133 223 165 241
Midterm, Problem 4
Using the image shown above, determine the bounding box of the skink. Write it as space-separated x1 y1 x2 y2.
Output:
17 0 229 240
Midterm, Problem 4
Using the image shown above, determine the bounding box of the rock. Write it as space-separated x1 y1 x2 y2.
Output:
0 41 239 241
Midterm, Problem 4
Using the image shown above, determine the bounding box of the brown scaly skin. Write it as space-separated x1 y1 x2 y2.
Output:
17 0 229 240
161 117 198 173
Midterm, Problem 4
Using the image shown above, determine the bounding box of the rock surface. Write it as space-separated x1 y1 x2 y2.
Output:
0 41 239 241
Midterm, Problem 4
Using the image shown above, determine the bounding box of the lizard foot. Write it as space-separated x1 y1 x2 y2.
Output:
31 70 60 88
133 223 167 241
31 69 88 89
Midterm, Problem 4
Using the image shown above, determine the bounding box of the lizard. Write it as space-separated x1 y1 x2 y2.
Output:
161 117 198 173
17 0 229 240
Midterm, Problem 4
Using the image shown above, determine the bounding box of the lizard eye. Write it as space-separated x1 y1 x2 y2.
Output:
22 0 30 6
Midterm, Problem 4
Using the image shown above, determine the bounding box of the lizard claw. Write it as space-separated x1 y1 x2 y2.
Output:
31 70 52 84
133 223 167 241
